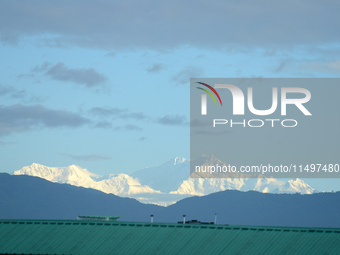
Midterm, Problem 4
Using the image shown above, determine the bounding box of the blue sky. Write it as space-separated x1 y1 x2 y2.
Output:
0 1 340 190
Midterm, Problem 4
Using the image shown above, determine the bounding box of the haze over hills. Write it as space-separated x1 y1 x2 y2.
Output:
131 157 189 193
14 155 315 206
1 173 339 228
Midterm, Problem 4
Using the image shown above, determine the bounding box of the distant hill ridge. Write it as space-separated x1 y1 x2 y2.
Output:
1 173 339 228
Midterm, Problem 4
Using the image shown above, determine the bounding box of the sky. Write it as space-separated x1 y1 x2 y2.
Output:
0 1 340 190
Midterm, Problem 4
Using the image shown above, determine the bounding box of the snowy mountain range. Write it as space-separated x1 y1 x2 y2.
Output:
14 155 315 206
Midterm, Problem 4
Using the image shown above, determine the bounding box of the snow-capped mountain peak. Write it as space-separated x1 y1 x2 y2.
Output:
13 156 315 206
173 157 187 165
14 163 161 197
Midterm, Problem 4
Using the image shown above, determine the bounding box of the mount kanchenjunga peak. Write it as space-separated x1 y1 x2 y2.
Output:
14 163 160 196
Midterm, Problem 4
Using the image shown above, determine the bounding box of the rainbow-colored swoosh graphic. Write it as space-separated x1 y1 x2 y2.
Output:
196 82 222 106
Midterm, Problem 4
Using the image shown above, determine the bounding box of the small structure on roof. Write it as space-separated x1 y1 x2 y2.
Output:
177 219 215 225
77 215 120 221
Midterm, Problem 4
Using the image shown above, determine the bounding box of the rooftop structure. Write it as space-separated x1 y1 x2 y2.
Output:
77 215 120 221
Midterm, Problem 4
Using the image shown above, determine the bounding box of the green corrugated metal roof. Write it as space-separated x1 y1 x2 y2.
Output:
0 219 340 255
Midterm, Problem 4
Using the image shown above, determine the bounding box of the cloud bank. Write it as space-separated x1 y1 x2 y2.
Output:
0 1 339 49
33 62 107 87
0 104 90 136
